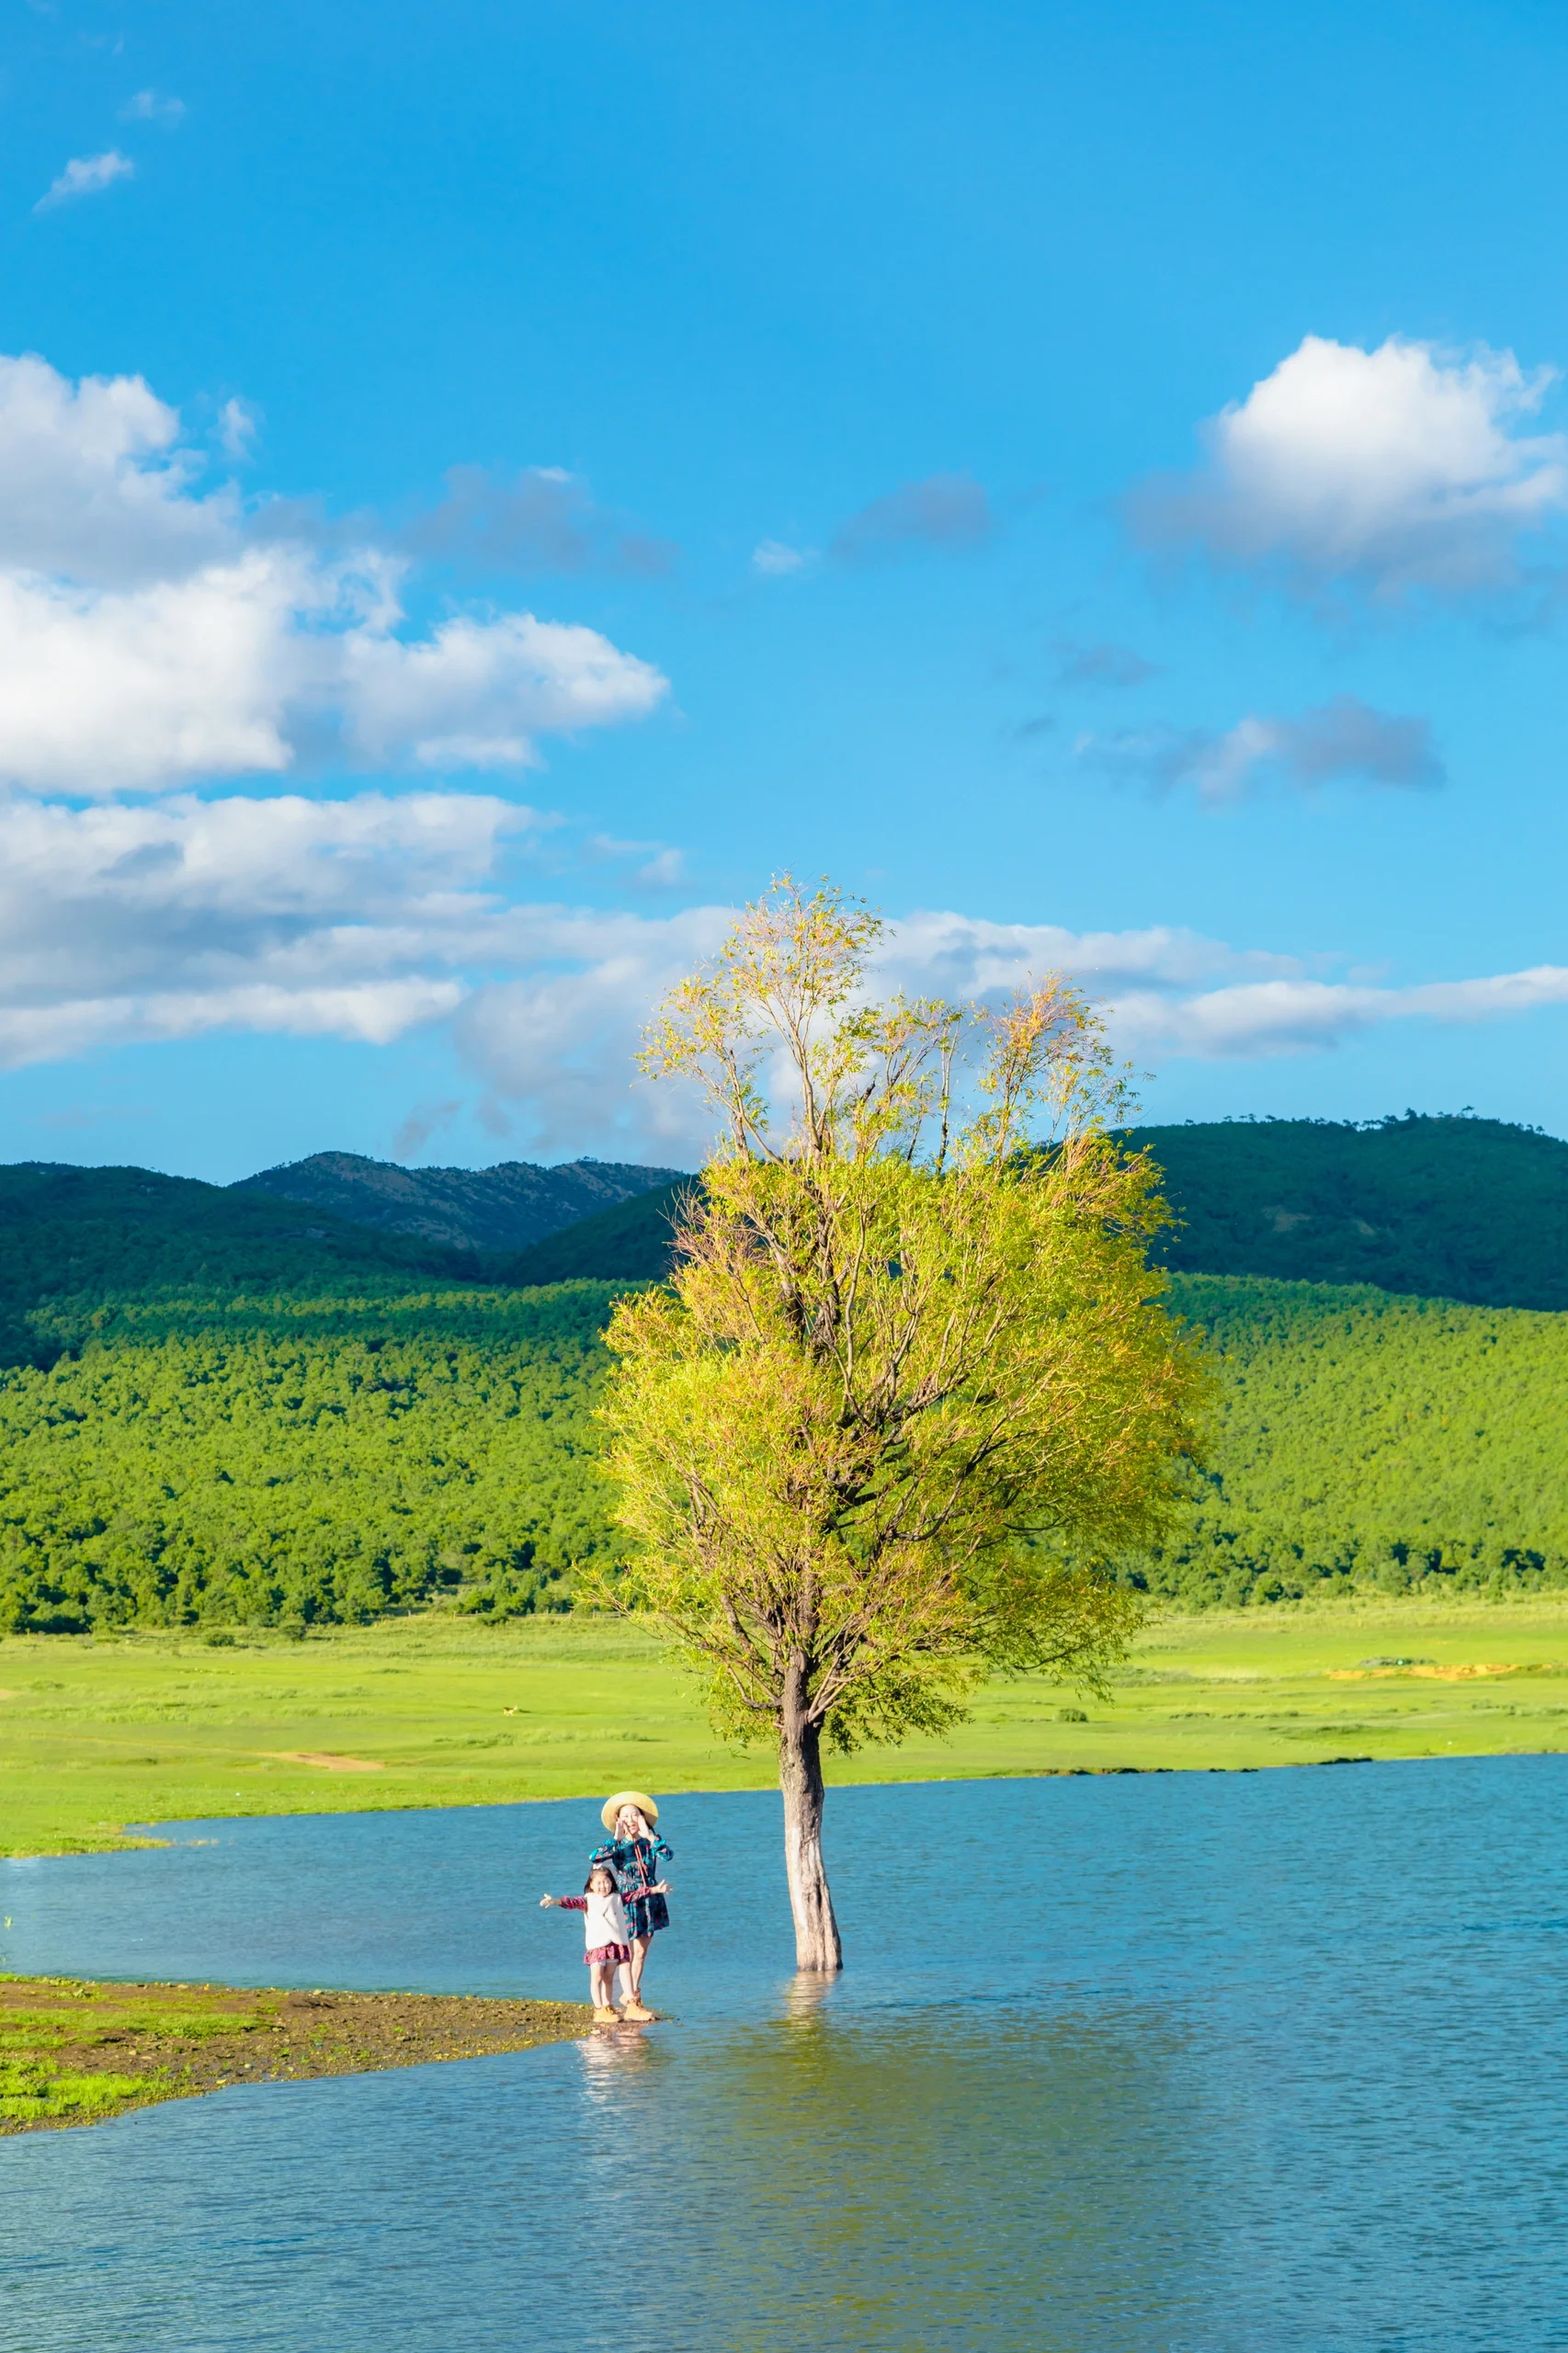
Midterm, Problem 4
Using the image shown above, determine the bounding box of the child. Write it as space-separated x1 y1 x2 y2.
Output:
540 1863 662 2024
591 1790 674 2022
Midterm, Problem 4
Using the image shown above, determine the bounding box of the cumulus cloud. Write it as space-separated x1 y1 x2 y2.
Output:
36 152 135 211
0 790 537 1070
0 354 234 584
1080 695 1443 804
1132 334 1568 597
831 472 992 563
0 354 668 792
407 464 676 576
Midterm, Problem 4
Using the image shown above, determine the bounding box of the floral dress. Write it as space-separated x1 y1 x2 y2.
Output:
590 1829 673 1940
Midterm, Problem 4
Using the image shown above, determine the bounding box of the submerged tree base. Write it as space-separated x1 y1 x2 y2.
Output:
1 1973 595 2136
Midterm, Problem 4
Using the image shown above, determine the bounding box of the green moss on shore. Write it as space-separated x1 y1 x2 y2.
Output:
0 1972 593 2134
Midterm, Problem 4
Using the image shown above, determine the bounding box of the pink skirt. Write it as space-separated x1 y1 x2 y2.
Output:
585 1942 631 1966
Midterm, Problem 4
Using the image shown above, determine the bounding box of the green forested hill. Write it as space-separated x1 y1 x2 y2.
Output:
491 1116 1568 1311
1144 1273 1568 1607
1128 1113 1568 1308
5 1137 1568 1631
0 1163 478 1370
2 1256 1565 1631
0 1282 623 1634
498 1178 696 1286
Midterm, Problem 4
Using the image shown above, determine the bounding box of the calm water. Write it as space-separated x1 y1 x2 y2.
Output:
4 1759 1568 2352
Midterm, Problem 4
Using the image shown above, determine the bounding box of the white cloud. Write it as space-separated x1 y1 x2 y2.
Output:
338 610 666 772
752 539 812 575
0 789 531 1069
1111 969 1568 1059
1133 334 1568 597
217 398 258 461
119 90 186 126
0 353 233 585
1080 696 1443 805
5 796 1568 1151
35 152 135 212
0 353 668 792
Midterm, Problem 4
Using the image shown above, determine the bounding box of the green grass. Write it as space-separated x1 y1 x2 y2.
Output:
0 1974 590 2133
6 1597 1568 1856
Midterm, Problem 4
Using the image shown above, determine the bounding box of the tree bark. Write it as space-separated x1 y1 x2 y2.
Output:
779 1712 843 1971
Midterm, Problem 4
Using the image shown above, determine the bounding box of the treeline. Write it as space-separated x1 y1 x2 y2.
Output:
0 1284 623 1634
1129 1111 1568 1310
6 1257 1568 1633
1129 1274 1568 1608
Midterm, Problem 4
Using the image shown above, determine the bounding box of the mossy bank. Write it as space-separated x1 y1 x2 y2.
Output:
0 1972 593 2135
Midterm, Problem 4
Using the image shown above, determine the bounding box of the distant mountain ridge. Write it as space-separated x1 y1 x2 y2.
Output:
232 1152 688 1254
497 1113 1568 1313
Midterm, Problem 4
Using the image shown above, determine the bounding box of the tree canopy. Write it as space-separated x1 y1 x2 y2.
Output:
594 879 1209 1966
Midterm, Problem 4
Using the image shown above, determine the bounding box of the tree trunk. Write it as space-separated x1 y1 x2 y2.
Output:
779 1713 843 1971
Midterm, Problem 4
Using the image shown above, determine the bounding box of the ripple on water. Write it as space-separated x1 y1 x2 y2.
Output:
4 1759 1568 2351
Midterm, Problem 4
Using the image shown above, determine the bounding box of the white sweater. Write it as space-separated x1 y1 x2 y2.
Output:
560 1889 631 1948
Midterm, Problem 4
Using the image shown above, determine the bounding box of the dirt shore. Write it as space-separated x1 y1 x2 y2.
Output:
1 1972 596 2135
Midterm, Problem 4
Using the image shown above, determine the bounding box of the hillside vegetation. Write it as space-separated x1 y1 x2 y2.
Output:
0 1163 475 1370
1 1256 1565 1631
1142 1275 1568 1608
489 1114 1568 1311
0 1283 621 1635
1130 1112 1568 1309
5 1124 1568 1633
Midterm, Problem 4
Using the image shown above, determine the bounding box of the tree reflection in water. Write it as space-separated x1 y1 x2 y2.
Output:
569 1978 1216 2351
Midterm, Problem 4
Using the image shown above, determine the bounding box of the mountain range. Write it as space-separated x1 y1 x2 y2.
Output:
4 1113 1567 1334
233 1152 686 1253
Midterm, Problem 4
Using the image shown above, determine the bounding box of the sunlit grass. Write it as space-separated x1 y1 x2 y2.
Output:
5 1595 1568 1857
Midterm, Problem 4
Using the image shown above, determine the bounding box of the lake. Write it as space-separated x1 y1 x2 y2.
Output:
4 1758 1567 2351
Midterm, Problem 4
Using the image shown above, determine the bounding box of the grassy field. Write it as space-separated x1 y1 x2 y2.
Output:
6 1597 1568 1857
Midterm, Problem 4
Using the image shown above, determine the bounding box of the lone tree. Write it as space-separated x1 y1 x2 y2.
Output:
594 881 1209 1971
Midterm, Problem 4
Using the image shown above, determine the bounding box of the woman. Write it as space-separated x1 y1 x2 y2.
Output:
591 1789 672 2022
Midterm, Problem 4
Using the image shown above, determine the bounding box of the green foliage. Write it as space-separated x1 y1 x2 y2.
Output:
1127 1112 1568 1309
598 880 1206 1766
0 1282 627 1634
1130 1273 1568 1608
10 1120 1568 1641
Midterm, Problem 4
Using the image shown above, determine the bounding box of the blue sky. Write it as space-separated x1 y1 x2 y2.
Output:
4 0 1568 1179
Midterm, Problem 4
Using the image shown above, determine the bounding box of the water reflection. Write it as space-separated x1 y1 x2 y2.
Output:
661 1996 1211 2352
5 1762 1568 2351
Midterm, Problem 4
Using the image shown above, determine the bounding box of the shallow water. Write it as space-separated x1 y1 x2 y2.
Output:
4 1759 1568 2351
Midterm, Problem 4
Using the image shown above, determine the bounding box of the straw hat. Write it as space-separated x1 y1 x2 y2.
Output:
601 1788 659 1831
